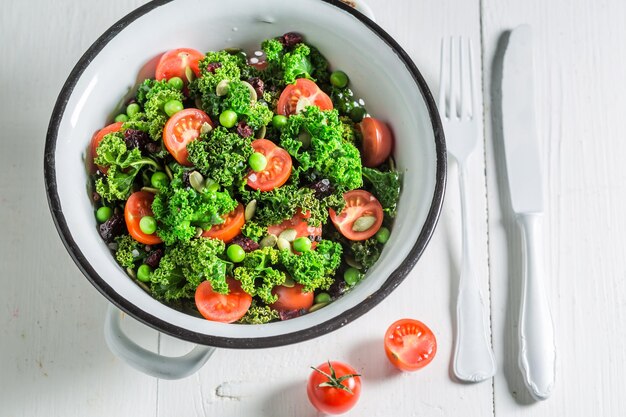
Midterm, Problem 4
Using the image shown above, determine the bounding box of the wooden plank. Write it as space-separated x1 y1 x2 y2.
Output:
0 1 157 416
156 1 494 416
482 0 626 414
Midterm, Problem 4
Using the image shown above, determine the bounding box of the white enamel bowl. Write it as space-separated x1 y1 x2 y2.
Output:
44 0 445 376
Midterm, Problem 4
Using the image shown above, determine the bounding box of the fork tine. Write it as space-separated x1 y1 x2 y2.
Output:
469 38 478 119
438 37 447 117
449 37 459 119
460 37 471 118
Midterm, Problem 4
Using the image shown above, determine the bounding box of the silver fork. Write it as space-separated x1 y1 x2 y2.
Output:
439 37 497 382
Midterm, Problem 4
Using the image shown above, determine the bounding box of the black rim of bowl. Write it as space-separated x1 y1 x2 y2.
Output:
44 0 446 349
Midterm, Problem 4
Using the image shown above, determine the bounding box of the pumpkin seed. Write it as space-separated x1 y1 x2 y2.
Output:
185 65 195 83
241 81 258 103
277 237 293 252
278 228 297 242
164 164 174 181
245 199 257 221
189 171 206 193
141 186 159 194
216 79 230 96
194 227 203 238
255 125 267 139
388 155 396 171
297 130 312 149
308 302 329 313
195 97 203 109
352 215 377 232
345 256 362 269
282 276 296 288
136 280 151 293
200 122 213 135
260 234 278 248
126 267 136 279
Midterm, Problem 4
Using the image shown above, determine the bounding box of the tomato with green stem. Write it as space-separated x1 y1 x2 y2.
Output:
202 203 245 243
276 78 333 116
384 318 437 371
307 361 361 414
155 48 204 82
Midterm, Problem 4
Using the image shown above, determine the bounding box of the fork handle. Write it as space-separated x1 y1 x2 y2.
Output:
453 162 497 382
517 213 556 400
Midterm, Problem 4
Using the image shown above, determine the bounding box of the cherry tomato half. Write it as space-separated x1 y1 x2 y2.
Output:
195 278 252 323
163 108 212 166
90 121 123 173
202 203 245 243
124 191 163 245
247 139 292 192
307 361 362 415
267 210 322 249
360 117 393 167
270 283 314 312
384 319 437 371
329 190 383 241
155 48 204 82
276 78 333 116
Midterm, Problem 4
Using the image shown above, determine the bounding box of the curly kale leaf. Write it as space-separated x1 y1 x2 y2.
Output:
151 168 238 245
241 220 265 242
262 38 284 64
282 44 314 84
362 167 401 217
308 45 330 86
237 300 279 324
138 79 185 140
348 237 382 270
233 247 286 304
114 235 142 268
186 127 254 189
281 106 362 190
150 238 228 301
278 240 342 292
189 51 242 117
222 79 273 129
94 132 159 201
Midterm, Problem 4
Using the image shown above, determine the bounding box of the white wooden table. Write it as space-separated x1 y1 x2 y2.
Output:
2 0 625 415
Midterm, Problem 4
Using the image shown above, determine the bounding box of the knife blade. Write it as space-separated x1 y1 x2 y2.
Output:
502 24 556 401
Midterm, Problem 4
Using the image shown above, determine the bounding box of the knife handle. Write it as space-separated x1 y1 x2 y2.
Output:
517 213 556 400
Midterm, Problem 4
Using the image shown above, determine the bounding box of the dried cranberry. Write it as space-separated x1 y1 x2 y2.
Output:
206 62 222 73
236 121 254 138
327 279 349 299
278 309 307 321
181 171 192 188
279 32 303 48
229 235 260 252
123 129 150 153
309 179 333 199
144 248 164 268
98 213 126 243
92 192 101 203
248 77 265 97
145 142 161 154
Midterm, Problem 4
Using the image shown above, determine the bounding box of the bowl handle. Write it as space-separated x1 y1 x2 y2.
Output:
104 304 215 379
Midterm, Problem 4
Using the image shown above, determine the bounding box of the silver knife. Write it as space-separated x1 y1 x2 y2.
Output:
502 24 556 401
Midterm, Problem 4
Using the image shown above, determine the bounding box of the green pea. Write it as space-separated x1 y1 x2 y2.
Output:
167 76 184 90
219 109 238 128
272 114 288 130
139 216 157 235
164 100 184 117
96 206 112 223
151 171 170 188
344 267 362 286
114 113 128 123
206 182 220 193
137 264 152 282
248 152 267 172
227 244 246 263
314 292 331 304
126 103 140 118
376 227 390 244
330 70 349 88
349 106 367 123
293 236 312 253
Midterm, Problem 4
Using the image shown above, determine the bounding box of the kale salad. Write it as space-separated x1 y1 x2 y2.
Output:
89 33 401 324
